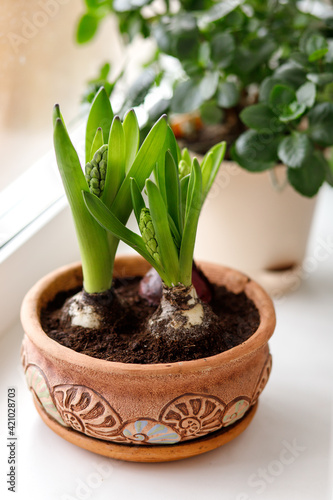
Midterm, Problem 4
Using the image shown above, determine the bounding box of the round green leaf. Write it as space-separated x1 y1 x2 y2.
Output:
175 32 200 59
217 81 240 108
287 151 325 197
279 101 307 123
299 30 315 53
259 77 284 103
324 153 333 187
199 41 210 65
240 104 284 131
211 33 235 68
308 103 333 146
231 145 274 173
296 82 316 108
269 84 306 122
307 72 333 86
198 1 242 26
277 132 313 168
199 72 219 100
235 39 276 75
171 80 204 114
290 52 309 67
124 69 156 109
326 39 333 63
155 13 199 60
269 84 295 115
274 63 307 89
76 13 99 44
232 130 280 172
305 34 328 62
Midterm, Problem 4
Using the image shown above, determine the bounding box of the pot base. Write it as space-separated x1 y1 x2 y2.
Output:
34 400 258 462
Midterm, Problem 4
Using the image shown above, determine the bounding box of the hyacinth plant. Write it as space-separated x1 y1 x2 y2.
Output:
84 137 226 342
53 87 169 329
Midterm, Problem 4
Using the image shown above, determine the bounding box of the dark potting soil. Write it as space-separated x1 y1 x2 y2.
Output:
42 275 260 364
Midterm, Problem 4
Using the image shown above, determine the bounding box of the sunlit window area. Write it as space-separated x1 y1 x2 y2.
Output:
0 0 124 189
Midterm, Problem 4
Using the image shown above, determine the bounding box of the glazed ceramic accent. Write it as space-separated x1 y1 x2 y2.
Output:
122 420 181 444
25 364 65 427
222 398 251 427
21 256 275 451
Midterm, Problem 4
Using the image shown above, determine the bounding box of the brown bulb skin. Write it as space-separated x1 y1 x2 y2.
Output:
139 262 213 306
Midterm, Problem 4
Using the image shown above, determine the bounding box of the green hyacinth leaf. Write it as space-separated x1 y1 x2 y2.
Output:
54 114 112 294
102 116 126 208
179 160 203 286
123 109 140 173
85 87 114 163
130 177 146 226
146 179 180 286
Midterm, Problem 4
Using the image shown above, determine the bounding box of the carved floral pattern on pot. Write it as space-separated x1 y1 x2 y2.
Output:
25 364 66 427
160 393 226 440
53 385 122 439
252 354 272 405
222 398 251 427
121 419 181 444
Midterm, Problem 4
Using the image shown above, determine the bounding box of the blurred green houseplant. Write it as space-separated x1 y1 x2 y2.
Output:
77 0 333 197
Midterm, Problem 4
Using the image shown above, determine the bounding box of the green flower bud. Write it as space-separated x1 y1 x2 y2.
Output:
139 208 161 266
90 166 100 179
147 238 157 253
85 144 108 197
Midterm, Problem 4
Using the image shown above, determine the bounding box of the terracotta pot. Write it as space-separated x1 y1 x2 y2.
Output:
194 162 317 295
20 256 276 462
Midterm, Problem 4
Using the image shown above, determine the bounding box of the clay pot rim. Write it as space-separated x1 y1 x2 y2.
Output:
20 256 276 375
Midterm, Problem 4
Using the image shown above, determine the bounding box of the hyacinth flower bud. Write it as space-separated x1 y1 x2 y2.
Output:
139 208 162 267
85 144 108 197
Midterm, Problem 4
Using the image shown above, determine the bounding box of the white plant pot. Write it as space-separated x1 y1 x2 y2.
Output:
194 161 317 295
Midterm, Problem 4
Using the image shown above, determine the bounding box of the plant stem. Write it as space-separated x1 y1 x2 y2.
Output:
54 116 113 294
268 166 288 192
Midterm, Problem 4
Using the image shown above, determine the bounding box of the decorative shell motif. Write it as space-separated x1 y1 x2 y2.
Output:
25 365 66 427
121 419 181 444
23 360 267 445
222 398 251 427
52 384 122 440
160 394 225 440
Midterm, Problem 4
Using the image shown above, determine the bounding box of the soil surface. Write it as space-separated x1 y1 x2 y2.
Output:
41 274 260 364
